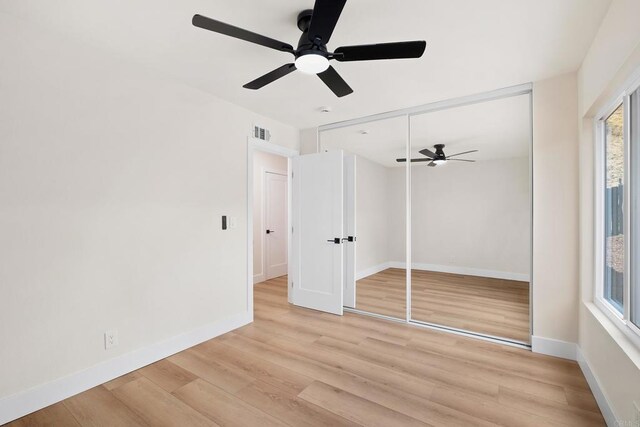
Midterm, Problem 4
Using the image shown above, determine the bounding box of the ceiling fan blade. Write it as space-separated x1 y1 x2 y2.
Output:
318 66 353 97
428 161 437 167
396 158 433 163
192 14 294 53
334 41 426 62
243 64 297 90
419 148 436 158
308 0 347 45
447 149 478 158
448 159 476 162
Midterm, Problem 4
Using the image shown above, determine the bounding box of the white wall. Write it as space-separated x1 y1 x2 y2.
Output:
532 72 580 345
252 151 288 283
387 164 407 265
354 155 529 280
354 156 391 276
300 128 319 155
577 0 640 423
0 10 298 410
409 157 529 279
578 0 640 117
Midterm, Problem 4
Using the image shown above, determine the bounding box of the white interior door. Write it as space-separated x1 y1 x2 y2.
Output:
291 151 344 315
343 154 356 308
265 172 288 280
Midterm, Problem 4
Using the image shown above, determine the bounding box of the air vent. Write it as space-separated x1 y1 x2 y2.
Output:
253 124 271 142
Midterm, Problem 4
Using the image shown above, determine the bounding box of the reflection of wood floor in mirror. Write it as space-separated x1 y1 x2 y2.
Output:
356 268 530 343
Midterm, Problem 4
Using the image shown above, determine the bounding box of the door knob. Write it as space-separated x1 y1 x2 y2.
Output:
266 229 274 234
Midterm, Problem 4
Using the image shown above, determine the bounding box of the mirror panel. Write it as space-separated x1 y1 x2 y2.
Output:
409 94 531 343
320 116 408 319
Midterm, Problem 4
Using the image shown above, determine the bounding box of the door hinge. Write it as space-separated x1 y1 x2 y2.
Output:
291 281 293 288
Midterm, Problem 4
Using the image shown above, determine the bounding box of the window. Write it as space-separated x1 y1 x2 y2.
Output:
596 78 640 340
603 104 624 313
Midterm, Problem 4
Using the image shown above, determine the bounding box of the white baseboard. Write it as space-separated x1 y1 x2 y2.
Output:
253 273 265 284
531 336 577 360
385 261 529 282
356 262 392 281
576 346 617 427
0 310 252 425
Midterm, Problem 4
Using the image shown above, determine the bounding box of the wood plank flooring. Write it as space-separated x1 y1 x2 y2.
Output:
7 275 602 427
356 268 530 342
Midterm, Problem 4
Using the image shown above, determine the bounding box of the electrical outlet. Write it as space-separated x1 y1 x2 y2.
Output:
104 330 118 349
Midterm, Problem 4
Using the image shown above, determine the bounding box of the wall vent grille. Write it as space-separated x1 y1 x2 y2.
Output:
253 125 271 142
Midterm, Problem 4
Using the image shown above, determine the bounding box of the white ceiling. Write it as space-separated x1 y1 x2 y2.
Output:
321 94 530 167
0 0 611 129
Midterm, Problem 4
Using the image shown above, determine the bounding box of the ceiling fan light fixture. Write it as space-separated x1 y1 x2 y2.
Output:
433 159 447 166
295 53 330 74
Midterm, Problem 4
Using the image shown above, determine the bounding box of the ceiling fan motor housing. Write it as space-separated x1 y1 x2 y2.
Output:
297 9 314 32
433 144 447 160
296 9 328 58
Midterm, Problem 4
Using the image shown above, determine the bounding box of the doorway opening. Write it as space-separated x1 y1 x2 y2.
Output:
246 138 298 317
253 152 288 284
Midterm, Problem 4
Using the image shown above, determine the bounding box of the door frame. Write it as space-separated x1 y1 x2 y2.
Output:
247 137 298 319
343 154 357 308
262 169 288 281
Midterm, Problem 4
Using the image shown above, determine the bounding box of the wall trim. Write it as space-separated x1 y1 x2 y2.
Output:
381 261 530 282
531 336 577 360
253 273 265 284
319 82 532 132
576 346 618 427
0 310 252 425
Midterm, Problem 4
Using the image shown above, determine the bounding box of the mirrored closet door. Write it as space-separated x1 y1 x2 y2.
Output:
409 94 531 344
317 86 532 345
320 116 407 320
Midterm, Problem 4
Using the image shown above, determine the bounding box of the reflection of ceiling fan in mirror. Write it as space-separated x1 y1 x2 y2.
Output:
396 144 478 167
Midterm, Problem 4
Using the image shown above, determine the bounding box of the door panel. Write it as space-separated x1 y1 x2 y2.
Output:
265 172 288 279
291 151 344 315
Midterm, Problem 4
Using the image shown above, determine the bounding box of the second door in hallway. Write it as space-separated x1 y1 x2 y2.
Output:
265 172 288 280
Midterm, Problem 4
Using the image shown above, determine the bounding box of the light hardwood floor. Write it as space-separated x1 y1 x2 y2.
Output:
8 275 602 427
356 268 530 342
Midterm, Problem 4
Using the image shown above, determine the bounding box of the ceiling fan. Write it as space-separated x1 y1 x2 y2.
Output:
396 144 478 167
192 0 427 97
